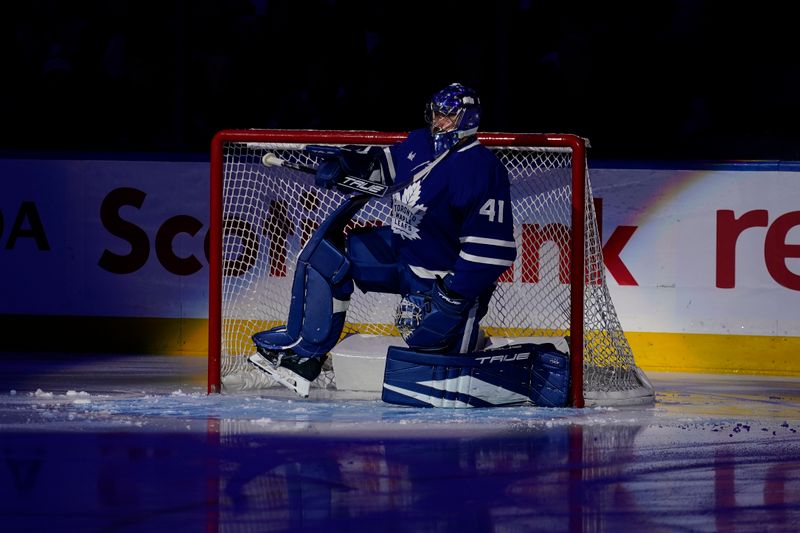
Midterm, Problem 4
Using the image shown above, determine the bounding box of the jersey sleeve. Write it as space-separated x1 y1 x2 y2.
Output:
379 129 434 186
445 158 516 300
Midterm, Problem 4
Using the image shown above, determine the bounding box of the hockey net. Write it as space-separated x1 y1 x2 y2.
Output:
208 130 654 407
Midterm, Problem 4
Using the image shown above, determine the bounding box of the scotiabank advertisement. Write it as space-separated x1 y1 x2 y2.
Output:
591 165 800 334
1 158 209 318
1 156 798 374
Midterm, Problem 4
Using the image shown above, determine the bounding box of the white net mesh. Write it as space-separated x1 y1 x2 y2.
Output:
213 133 653 405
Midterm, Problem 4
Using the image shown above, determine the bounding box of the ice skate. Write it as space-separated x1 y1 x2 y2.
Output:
248 347 324 398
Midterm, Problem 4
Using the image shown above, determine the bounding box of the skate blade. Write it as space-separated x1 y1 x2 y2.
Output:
248 353 312 398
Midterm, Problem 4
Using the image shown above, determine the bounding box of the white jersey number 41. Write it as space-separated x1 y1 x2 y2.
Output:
479 199 505 223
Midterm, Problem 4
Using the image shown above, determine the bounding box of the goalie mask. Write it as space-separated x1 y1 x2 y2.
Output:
425 83 481 156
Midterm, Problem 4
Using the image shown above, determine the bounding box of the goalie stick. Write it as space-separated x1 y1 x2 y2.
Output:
262 153 389 197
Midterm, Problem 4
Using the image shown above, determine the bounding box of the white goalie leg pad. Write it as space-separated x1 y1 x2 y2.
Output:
248 352 312 398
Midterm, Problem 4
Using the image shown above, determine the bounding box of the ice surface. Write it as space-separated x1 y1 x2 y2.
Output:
1 354 799 532
2 356 797 436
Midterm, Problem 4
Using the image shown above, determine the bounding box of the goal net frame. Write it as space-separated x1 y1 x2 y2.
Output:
208 129 652 408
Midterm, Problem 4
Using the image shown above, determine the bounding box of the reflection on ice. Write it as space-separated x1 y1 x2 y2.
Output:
1 357 799 532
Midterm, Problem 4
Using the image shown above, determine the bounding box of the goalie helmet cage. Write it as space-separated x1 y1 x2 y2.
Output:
208 129 654 407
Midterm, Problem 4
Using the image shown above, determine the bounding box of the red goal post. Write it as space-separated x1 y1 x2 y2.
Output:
208 129 653 407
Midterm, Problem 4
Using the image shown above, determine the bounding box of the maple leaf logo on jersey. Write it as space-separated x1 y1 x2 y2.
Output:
391 181 427 240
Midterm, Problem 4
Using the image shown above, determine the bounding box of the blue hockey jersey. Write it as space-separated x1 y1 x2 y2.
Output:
378 129 516 299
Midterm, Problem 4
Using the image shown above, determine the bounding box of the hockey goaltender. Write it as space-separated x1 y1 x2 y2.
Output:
248 83 569 408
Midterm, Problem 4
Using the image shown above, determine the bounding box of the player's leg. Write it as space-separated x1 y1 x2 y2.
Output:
346 226 402 293
347 236 492 354
249 197 368 396
250 221 405 396
249 235 354 396
397 269 494 354
349 232 497 353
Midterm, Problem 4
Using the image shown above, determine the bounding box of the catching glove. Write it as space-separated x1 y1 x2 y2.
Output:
306 145 380 190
